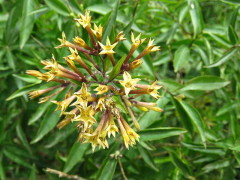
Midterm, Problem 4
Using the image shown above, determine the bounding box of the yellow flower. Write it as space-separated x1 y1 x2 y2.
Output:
129 59 142 70
131 32 146 49
98 37 118 55
132 101 163 112
148 81 162 99
106 113 118 138
92 23 103 41
26 70 52 81
73 36 91 50
115 31 126 42
83 133 109 151
75 11 91 28
73 83 91 108
94 84 109 95
73 105 96 128
57 108 78 129
145 39 160 53
56 32 70 48
52 95 76 114
119 71 140 95
95 97 106 111
28 85 61 99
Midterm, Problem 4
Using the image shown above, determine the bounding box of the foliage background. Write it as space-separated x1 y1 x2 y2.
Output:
1 0 240 179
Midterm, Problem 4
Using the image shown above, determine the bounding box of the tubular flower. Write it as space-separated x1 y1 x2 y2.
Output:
26 11 162 150
75 11 91 28
98 37 118 55
119 71 140 96
92 23 103 41
94 84 109 95
131 32 146 49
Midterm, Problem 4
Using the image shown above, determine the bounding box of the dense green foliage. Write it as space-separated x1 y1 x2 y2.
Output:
1 0 240 179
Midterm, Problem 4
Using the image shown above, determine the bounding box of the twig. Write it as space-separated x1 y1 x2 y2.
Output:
45 168 86 180
117 157 128 180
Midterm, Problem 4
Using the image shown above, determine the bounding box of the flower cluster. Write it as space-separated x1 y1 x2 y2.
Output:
27 11 162 151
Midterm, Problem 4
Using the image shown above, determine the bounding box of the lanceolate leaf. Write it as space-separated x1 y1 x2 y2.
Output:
179 76 229 91
188 0 203 37
44 0 69 16
170 152 192 178
175 99 206 145
6 82 42 101
109 55 126 79
173 45 190 72
20 0 36 48
137 145 158 171
139 127 187 141
102 0 120 42
63 143 89 173
97 158 117 180
31 104 61 144
205 48 238 68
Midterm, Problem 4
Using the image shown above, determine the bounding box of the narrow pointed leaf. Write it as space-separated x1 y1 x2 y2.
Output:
98 158 117 180
173 45 190 72
176 100 206 145
179 76 229 91
63 143 89 173
139 127 187 141
205 48 238 68
20 0 36 48
31 104 61 144
44 0 69 16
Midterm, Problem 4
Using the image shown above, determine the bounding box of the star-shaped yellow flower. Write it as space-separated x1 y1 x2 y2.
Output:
148 81 162 99
94 84 109 95
131 32 146 49
92 23 103 41
106 113 119 138
73 83 91 108
75 11 91 28
73 105 96 131
98 37 118 55
51 95 76 114
119 71 140 95
95 97 106 111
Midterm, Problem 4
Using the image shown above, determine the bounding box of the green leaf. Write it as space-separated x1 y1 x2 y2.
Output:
97 158 117 180
173 45 190 72
137 145 159 171
44 0 69 16
139 97 168 129
139 127 187 141
0 156 5 180
102 0 120 42
20 0 36 48
63 143 89 173
16 122 32 154
13 74 42 84
179 76 230 91
182 143 226 155
109 55 126 80
227 25 238 45
221 0 240 5
205 48 238 68
6 49 15 70
6 82 41 101
175 100 206 145
216 102 240 116
28 101 51 125
170 152 191 178
3 148 32 169
188 0 203 37
31 104 61 144
201 159 231 173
